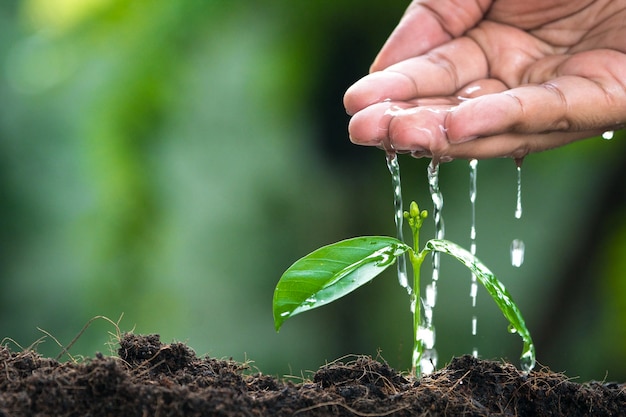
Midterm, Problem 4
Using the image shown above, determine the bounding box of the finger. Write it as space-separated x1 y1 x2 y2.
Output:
348 101 457 158
348 99 609 160
424 130 607 160
344 37 488 115
456 78 509 100
371 0 489 71
347 80 508 150
445 75 626 143
348 101 450 149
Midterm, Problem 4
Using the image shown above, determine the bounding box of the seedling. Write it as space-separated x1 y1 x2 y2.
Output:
273 200 535 377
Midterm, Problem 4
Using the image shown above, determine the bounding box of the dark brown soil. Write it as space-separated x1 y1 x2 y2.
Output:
0 334 624 416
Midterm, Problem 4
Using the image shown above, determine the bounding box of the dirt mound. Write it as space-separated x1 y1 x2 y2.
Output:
0 333 623 416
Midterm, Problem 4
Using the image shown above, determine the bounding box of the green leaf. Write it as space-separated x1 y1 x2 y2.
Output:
424 239 535 372
273 236 411 331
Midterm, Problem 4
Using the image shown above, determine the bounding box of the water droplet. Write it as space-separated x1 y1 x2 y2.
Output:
510 239 525 267
470 283 478 307
425 283 436 310
424 303 433 324
386 152 410 294
431 268 439 283
471 316 477 336
602 130 614 140
507 324 518 334
409 293 417 313
520 344 536 373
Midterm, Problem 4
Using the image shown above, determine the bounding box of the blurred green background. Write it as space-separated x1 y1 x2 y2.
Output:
1 0 625 382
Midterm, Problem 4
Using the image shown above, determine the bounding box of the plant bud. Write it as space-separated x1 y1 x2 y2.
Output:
420 210 428 219
409 201 420 218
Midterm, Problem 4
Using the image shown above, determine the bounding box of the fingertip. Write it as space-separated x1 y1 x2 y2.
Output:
346 115 359 144
343 74 386 116
343 83 360 116
346 108 377 146
350 70 416 114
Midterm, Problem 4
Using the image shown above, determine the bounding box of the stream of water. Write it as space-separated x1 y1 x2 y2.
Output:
418 160 444 373
385 155 535 373
511 162 525 267
468 159 478 357
386 152 411 294
427 160 445 286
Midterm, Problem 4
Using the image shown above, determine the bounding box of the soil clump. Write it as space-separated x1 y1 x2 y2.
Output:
0 333 624 416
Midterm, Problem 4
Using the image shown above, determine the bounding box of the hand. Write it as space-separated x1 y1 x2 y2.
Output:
344 0 626 160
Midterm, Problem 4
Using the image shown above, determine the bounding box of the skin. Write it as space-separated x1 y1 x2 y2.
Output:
344 0 626 161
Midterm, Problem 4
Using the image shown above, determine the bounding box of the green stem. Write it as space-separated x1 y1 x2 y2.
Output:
404 201 428 377
409 249 426 376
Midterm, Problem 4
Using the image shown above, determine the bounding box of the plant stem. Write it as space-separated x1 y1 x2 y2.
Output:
405 202 428 377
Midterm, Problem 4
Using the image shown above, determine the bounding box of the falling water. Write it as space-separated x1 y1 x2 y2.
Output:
420 159 444 373
468 159 478 357
469 160 478 305
386 152 411 294
511 160 525 267
510 239 525 267
469 160 478 258
514 164 522 219
427 160 445 285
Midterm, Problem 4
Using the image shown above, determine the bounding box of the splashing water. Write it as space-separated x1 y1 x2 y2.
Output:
386 152 411 294
469 159 478 357
511 160 525 267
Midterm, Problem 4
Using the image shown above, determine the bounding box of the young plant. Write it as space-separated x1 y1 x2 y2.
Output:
273 200 535 377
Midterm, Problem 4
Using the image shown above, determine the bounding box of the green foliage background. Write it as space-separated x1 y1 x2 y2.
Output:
0 0 624 381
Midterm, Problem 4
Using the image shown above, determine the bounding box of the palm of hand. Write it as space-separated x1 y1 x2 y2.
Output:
345 0 626 160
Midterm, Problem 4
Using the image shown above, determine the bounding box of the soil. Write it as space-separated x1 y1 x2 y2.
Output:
0 333 624 416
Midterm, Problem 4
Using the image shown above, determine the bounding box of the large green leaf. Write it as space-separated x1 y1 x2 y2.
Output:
273 236 410 331
424 239 536 372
